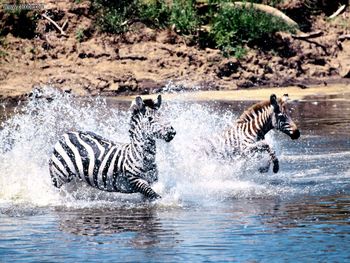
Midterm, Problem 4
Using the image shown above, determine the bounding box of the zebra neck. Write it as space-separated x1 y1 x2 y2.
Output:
256 115 273 141
131 138 157 163
254 106 275 141
239 105 274 142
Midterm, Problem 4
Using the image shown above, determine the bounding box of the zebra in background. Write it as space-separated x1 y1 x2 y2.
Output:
49 95 176 200
207 94 300 173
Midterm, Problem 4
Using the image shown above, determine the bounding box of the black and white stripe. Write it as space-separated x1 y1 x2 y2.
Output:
49 95 176 199
207 94 300 173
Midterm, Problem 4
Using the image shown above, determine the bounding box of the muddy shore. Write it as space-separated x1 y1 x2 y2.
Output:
0 1 350 102
114 84 350 102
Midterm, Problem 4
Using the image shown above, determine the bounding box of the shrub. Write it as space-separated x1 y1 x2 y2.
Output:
170 0 199 35
211 3 296 56
1 4 38 39
90 0 140 34
139 0 171 28
92 0 200 35
75 28 86 42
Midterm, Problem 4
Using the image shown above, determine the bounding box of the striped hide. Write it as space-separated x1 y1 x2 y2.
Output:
208 94 300 173
49 95 176 200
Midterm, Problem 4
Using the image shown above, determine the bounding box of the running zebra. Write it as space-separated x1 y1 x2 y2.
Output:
49 95 176 200
207 94 300 173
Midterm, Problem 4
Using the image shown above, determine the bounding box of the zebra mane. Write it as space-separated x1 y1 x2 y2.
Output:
238 97 288 123
237 100 271 123
130 96 161 114
143 99 159 110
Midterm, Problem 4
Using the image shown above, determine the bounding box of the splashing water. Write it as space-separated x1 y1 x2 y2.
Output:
0 88 348 209
0 88 129 207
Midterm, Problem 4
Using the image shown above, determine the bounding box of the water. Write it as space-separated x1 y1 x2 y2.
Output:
0 88 349 262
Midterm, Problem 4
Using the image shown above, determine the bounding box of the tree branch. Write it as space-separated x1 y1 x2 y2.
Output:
42 14 67 36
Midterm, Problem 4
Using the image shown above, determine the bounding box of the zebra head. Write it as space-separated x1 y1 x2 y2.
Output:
270 94 300 140
131 95 176 142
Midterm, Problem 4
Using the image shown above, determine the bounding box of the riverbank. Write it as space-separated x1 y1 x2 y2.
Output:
0 1 350 102
112 83 350 102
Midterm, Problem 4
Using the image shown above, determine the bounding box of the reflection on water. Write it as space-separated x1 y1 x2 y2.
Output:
262 194 350 229
1 195 349 262
58 208 159 236
57 207 179 249
0 89 350 262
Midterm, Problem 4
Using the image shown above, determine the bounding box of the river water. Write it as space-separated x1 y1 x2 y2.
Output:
0 88 349 262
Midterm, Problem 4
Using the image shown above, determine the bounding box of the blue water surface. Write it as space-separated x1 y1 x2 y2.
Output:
0 91 349 262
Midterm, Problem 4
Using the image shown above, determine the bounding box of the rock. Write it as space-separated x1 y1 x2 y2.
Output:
309 58 326 66
342 69 350 78
138 78 164 94
216 59 241 78
327 65 338 76
156 29 179 44
297 84 308 89
264 65 273 74
241 71 255 81
236 80 254 88
69 2 90 16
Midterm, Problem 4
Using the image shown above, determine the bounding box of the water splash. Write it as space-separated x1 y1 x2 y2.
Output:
0 87 348 209
0 88 130 207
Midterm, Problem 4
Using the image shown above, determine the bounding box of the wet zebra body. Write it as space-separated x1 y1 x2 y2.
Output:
208 94 300 173
49 95 176 199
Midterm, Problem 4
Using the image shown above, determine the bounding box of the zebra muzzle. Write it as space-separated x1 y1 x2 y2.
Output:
290 129 300 140
164 127 176 142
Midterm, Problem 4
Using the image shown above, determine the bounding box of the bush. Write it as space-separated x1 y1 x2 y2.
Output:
89 0 295 58
170 0 199 35
139 0 171 28
92 0 199 35
90 0 140 34
211 3 296 56
1 6 38 39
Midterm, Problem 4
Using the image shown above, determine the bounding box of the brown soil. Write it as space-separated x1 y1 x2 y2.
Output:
1 0 350 101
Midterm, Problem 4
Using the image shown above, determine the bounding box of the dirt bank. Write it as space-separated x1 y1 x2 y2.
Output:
114 84 350 102
0 1 350 101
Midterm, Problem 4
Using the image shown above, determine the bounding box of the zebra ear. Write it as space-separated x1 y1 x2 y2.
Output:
282 94 289 103
270 94 277 105
135 96 144 109
270 94 279 111
132 96 145 113
155 95 162 108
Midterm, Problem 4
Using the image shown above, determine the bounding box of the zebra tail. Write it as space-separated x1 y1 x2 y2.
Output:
48 158 64 188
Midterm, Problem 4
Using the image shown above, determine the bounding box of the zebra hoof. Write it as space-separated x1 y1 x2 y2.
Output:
51 177 63 188
150 193 161 201
258 166 269 173
273 160 279 173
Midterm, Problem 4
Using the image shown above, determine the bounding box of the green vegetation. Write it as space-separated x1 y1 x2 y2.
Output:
138 0 171 28
89 0 295 57
0 50 8 58
0 0 297 58
170 0 199 34
1 1 39 39
328 16 350 31
90 0 198 35
90 0 140 34
75 28 86 42
0 35 5 46
211 2 296 56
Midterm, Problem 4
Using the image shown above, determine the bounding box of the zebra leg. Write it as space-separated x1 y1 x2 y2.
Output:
127 174 161 200
247 142 279 173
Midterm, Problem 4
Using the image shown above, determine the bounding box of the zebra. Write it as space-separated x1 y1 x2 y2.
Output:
48 95 176 200
207 94 300 173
